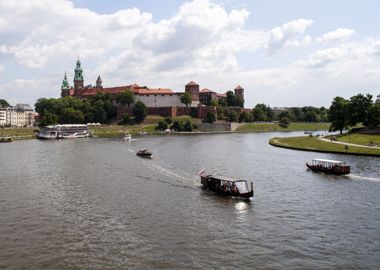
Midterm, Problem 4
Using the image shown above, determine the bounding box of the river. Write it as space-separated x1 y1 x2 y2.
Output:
0 132 379 269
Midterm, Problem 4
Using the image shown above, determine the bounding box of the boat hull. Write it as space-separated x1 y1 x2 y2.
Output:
306 163 350 175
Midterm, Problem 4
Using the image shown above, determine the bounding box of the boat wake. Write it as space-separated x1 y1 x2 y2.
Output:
349 174 380 183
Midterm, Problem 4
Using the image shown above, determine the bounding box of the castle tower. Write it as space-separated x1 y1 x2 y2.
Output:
96 75 103 88
73 58 84 93
234 85 244 99
185 81 199 102
61 71 70 98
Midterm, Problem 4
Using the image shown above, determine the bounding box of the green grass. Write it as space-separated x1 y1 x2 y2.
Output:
269 136 380 156
236 122 331 132
336 134 380 146
0 128 36 140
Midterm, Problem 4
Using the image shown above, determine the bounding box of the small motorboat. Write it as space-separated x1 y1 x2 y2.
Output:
136 149 152 158
199 171 254 199
306 158 350 175
123 133 132 141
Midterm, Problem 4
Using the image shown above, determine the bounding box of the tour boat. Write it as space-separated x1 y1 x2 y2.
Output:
36 124 90 139
306 158 350 175
199 171 254 199
136 149 152 158
123 133 132 141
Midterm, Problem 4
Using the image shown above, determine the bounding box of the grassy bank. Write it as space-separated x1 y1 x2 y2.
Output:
236 122 330 132
335 134 380 147
269 136 380 156
0 128 36 140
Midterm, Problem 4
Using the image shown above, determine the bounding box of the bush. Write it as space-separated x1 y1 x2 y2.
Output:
190 107 198 118
164 116 173 125
279 117 290 128
203 111 216 123
120 113 131 125
155 120 168 131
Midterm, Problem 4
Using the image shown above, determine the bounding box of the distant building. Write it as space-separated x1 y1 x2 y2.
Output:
0 104 35 127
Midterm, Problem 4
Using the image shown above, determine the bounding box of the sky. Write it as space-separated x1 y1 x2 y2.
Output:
0 0 379 108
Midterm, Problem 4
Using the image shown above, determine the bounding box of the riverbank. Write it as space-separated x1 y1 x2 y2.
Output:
235 122 330 132
269 135 380 157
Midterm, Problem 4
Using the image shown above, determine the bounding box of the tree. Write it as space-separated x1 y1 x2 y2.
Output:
155 120 168 131
368 103 380 128
39 111 59 127
117 89 135 107
181 93 192 107
203 111 216 123
348 93 373 126
304 111 319 122
121 113 131 125
329 96 349 134
235 96 244 108
239 111 253 123
279 117 290 128
0 99 10 107
226 91 236 107
164 116 172 125
171 121 184 131
184 120 193 131
252 108 267 121
133 101 147 123
227 111 238 122
189 107 198 118
60 108 85 124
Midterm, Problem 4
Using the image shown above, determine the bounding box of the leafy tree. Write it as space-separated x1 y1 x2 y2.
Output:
203 111 216 123
117 89 135 107
39 111 59 127
278 111 291 121
329 96 349 134
252 107 267 121
181 93 192 107
348 93 373 126
227 111 238 122
239 111 253 123
164 116 172 125
210 99 218 106
60 108 85 124
279 117 290 128
226 91 236 107
156 120 168 131
218 98 226 107
0 99 10 107
376 95 380 104
184 120 193 131
368 103 380 128
171 121 184 131
121 113 131 125
133 101 147 123
304 111 319 122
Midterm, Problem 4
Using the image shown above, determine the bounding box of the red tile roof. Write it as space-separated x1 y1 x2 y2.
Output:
235 85 244 90
200 88 215 93
136 88 174 95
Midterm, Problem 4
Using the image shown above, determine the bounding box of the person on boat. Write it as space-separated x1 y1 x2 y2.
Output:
232 183 239 194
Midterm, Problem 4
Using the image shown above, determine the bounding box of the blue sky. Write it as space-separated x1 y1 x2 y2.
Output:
0 0 379 108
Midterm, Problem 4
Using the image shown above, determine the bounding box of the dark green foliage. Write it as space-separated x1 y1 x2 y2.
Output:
181 93 192 107
121 113 131 125
329 96 349 134
239 111 253 123
35 94 117 125
235 96 244 108
368 103 380 128
0 99 10 107
156 120 168 131
171 121 184 131
348 94 373 126
133 101 147 123
184 120 193 131
203 111 216 123
252 104 274 121
227 111 238 122
116 89 135 107
226 91 236 107
189 107 198 118
170 120 195 131
60 108 85 124
39 111 59 127
279 117 290 128
164 116 172 125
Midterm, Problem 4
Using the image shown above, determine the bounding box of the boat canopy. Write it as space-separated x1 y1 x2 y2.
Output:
209 175 248 183
312 159 345 165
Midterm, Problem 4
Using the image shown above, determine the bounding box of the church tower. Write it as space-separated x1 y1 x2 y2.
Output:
73 58 84 93
96 75 103 88
61 71 70 98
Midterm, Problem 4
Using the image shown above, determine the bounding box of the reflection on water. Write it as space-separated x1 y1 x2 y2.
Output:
0 132 379 269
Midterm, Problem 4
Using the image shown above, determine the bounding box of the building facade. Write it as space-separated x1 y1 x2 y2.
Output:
0 104 35 127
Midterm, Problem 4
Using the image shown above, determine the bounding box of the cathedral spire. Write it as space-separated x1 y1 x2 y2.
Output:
74 58 84 91
96 75 103 88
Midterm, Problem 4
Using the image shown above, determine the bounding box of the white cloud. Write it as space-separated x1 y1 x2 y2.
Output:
317 28 355 43
266 19 313 54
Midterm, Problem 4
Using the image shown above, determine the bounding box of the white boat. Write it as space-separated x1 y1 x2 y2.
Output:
37 124 90 139
123 133 132 141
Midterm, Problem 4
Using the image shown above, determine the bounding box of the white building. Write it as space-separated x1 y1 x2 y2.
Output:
0 104 35 127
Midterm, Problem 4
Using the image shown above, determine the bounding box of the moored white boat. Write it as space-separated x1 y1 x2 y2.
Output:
36 124 90 139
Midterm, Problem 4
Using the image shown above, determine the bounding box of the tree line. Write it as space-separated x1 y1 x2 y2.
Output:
329 94 380 133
